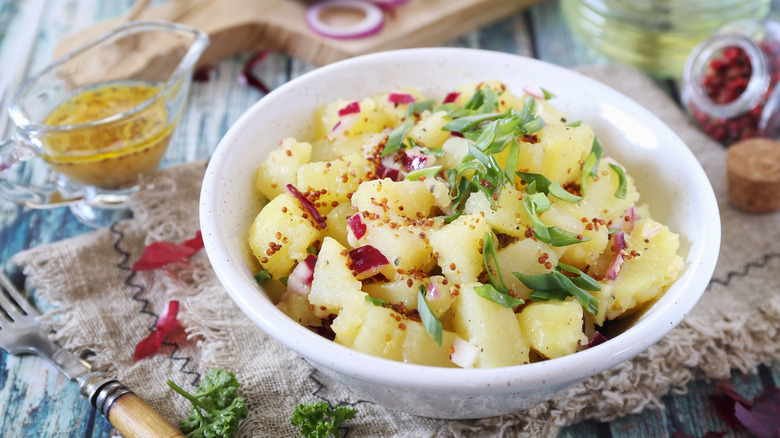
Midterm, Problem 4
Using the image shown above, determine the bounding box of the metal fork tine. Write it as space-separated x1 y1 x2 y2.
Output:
0 271 37 317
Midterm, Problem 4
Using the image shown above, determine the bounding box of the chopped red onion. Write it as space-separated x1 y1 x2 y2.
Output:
523 83 544 100
443 92 460 104
587 331 608 348
349 245 390 280
388 92 416 104
605 231 627 280
305 0 384 40
287 254 318 297
427 281 442 300
642 224 663 239
338 101 361 116
402 147 435 170
347 213 367 240
238 49 272 94
376 154 403 181
376 166 400 181
622 206 639 234
449 337 478 368
331 113 360 136
286 184 327 229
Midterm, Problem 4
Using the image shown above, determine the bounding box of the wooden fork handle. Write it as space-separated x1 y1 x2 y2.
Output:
79 373 184 438
107 392 186 438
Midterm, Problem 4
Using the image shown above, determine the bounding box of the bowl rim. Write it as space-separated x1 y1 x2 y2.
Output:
200 47 721 393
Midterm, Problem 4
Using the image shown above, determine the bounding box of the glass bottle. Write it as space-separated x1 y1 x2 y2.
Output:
561 0 771 78
681 19 780 145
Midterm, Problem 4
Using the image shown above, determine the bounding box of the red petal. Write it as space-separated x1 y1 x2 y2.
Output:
131 232 204 271
133 301 180 361
734 386 780 438
182 231 204 251
131 242 199 271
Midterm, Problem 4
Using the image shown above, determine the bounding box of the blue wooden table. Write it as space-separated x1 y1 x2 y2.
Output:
1 1 779 436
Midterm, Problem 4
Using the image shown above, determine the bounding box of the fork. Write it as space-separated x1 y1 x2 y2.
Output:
0 270 185 438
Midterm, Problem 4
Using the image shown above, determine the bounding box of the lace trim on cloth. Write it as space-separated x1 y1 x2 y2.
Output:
11 66 780 437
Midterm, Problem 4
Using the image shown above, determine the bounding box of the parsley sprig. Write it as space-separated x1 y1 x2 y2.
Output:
291 401 356 438
167 369 248 438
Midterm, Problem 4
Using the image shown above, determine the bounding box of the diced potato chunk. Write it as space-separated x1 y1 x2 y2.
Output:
607 219 683 319
308 237 364 314
582 159 639 224
362 278 423 310
351 179 435 220
408 111 451 150
355 220 436 276
465 185 532 238
255 138 312 200
248 193 321 278
318 97 391 140
429 214 491 284
403 321 458 367
451 283 530 367
540 201 608 269
296 153 368 215
323 202 355 248
495 239 557 301
277 293 321 327
348 304 407 361
517 300 586 359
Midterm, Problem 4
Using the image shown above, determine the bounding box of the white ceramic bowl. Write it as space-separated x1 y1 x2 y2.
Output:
200 48 720 419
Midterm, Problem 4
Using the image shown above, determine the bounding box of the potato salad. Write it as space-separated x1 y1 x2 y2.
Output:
248 80 683 368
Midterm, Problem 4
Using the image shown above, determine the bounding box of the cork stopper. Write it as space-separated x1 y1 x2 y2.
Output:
726 138 780 213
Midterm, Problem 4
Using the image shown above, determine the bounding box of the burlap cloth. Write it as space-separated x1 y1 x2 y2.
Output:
11 66 780 437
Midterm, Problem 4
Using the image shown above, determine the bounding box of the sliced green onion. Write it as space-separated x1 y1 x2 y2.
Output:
406 99 435 117
566 120 582 127
443 112 504 133
609 163 628 199
504 138 520 182
512 270 598 315
517 172 551 194
556 262 601 291
480 233 507 292
381 119 414 157
279 276 289 287
529 289 569 301
549 182 582 203
405 165 442 181
542 88 556 100
546 226 590 246
417 285 443 346
365 295 386 306
474 283 524 308
254 270 272 283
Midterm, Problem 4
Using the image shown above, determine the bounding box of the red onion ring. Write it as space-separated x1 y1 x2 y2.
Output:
306 0 384 40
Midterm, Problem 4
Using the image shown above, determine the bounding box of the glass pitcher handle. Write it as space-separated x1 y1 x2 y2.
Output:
0 139 84 208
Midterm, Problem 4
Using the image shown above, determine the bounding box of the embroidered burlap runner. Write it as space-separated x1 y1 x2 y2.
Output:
11 66 780 437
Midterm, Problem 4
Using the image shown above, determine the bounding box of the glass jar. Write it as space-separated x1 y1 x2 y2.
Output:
561 0 771 78
681 19 780 145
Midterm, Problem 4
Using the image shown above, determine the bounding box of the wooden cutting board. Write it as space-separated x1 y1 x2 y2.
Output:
54 0 540 68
